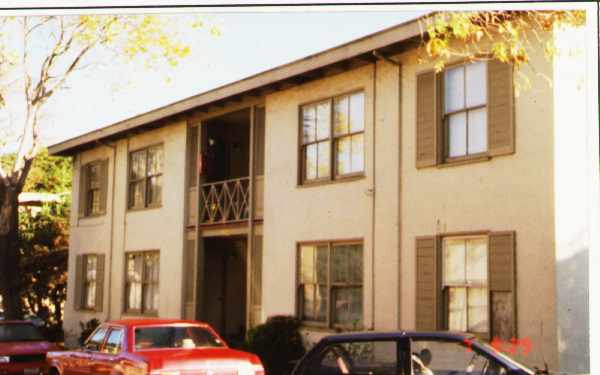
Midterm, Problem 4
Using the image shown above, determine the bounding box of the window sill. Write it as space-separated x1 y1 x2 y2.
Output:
300 322 365 333
122 310 159 317
297 174 365 189
75 307 100 312
127 204 163 213
438 155 491 168
79 212 106 219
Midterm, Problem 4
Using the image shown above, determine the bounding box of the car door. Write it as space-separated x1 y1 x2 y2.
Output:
296 338 405 375
408 337 510 375
66 326 109 375
90 327 125 375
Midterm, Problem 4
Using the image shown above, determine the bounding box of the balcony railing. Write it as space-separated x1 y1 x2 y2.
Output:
199 177 250 224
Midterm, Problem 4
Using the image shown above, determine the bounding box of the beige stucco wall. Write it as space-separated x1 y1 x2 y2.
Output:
64 122 188 346
64 146 114 345
397 39 559 369
61 27 571 371
262 61 402 339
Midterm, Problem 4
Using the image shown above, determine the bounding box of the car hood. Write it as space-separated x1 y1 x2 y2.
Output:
138 347 260 372
0 341 53 356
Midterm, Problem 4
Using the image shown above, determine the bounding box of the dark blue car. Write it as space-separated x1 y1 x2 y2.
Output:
292 331 535 375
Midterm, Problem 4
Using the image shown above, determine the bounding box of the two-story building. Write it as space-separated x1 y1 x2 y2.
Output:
48 12 593 374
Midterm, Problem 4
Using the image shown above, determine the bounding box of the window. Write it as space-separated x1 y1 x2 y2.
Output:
300 92 365 184
125 251 159 315
416 59 513 168
75 254 104 311
443 236 488 335
129 145 164 209
302 340 398 375
84 326 108 352
79 160 107 217
86 163 102 215
298 242 363 328
134 326 224 350
82 255 98 310
411 339 507 375
444 61 487 159
103 328 124 354
416 232 515 340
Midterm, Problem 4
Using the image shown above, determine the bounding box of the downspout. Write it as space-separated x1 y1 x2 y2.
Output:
97 140 117 320
370 59 377 331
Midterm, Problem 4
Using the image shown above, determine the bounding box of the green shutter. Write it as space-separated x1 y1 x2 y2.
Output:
416 71 441 168
78 163 87 218
74 255 84 310
489 231 516 340
95 254 105 312
415 236 441 331
99 160 109 215
487 59 515 156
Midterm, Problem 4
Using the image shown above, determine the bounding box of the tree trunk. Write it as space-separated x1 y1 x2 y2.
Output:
0 182 24 320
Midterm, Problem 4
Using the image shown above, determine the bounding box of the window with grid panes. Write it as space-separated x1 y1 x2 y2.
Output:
443 236 489 335
125 251 159 315
298 242 363 328
82 255 97 309
86 163 102 215
444 61 487 159
300 92 365 183
128 145 163 209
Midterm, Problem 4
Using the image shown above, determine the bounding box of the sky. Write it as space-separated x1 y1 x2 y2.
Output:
18 7 428 147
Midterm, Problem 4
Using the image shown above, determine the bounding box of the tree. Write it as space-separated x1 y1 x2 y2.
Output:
417 11 586 91
0 149 71 339
0 15 211 319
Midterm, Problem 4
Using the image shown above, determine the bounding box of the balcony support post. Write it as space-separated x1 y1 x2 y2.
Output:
195 122 207 321
246 105 256 331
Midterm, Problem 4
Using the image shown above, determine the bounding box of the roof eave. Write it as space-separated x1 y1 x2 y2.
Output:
48 13 429 157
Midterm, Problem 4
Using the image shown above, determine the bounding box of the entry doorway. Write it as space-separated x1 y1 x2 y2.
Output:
201 236 247 345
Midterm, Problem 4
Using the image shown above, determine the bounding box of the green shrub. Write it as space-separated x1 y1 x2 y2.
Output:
246 316 306 375
78 318 100 345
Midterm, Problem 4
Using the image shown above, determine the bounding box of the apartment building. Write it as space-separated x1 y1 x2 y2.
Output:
48 13 592 373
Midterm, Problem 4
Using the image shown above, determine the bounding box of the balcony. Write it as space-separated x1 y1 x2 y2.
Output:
199 177 250 224
187 106 265 227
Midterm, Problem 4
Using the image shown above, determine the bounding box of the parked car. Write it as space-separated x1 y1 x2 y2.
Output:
46 319 264 375
0 320 57 375
291 331 536 375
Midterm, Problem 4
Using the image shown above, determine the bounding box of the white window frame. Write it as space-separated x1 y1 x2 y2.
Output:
442 235 490 337
443 61 488 160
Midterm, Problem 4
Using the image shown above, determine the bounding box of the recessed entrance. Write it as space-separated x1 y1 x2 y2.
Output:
201 236 247 345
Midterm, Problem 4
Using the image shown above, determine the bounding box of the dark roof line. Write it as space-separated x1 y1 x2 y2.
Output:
49 12 431 156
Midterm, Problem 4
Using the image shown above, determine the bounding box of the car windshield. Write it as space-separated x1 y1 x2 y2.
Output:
134 325 225 350
0 324 44 342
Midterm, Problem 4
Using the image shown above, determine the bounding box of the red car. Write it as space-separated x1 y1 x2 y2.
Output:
0 320 56 375
46 319 264 375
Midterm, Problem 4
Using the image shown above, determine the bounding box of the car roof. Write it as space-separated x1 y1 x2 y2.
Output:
319 330 476 343
106 319 210 328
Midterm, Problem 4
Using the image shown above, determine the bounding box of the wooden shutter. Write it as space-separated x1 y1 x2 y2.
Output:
416 236 441 330
78 164 88 217
95 254 105 312
74 255 84 310
416 71 441 168
487 60 515 156
99 160 109 214
488 231 516 340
